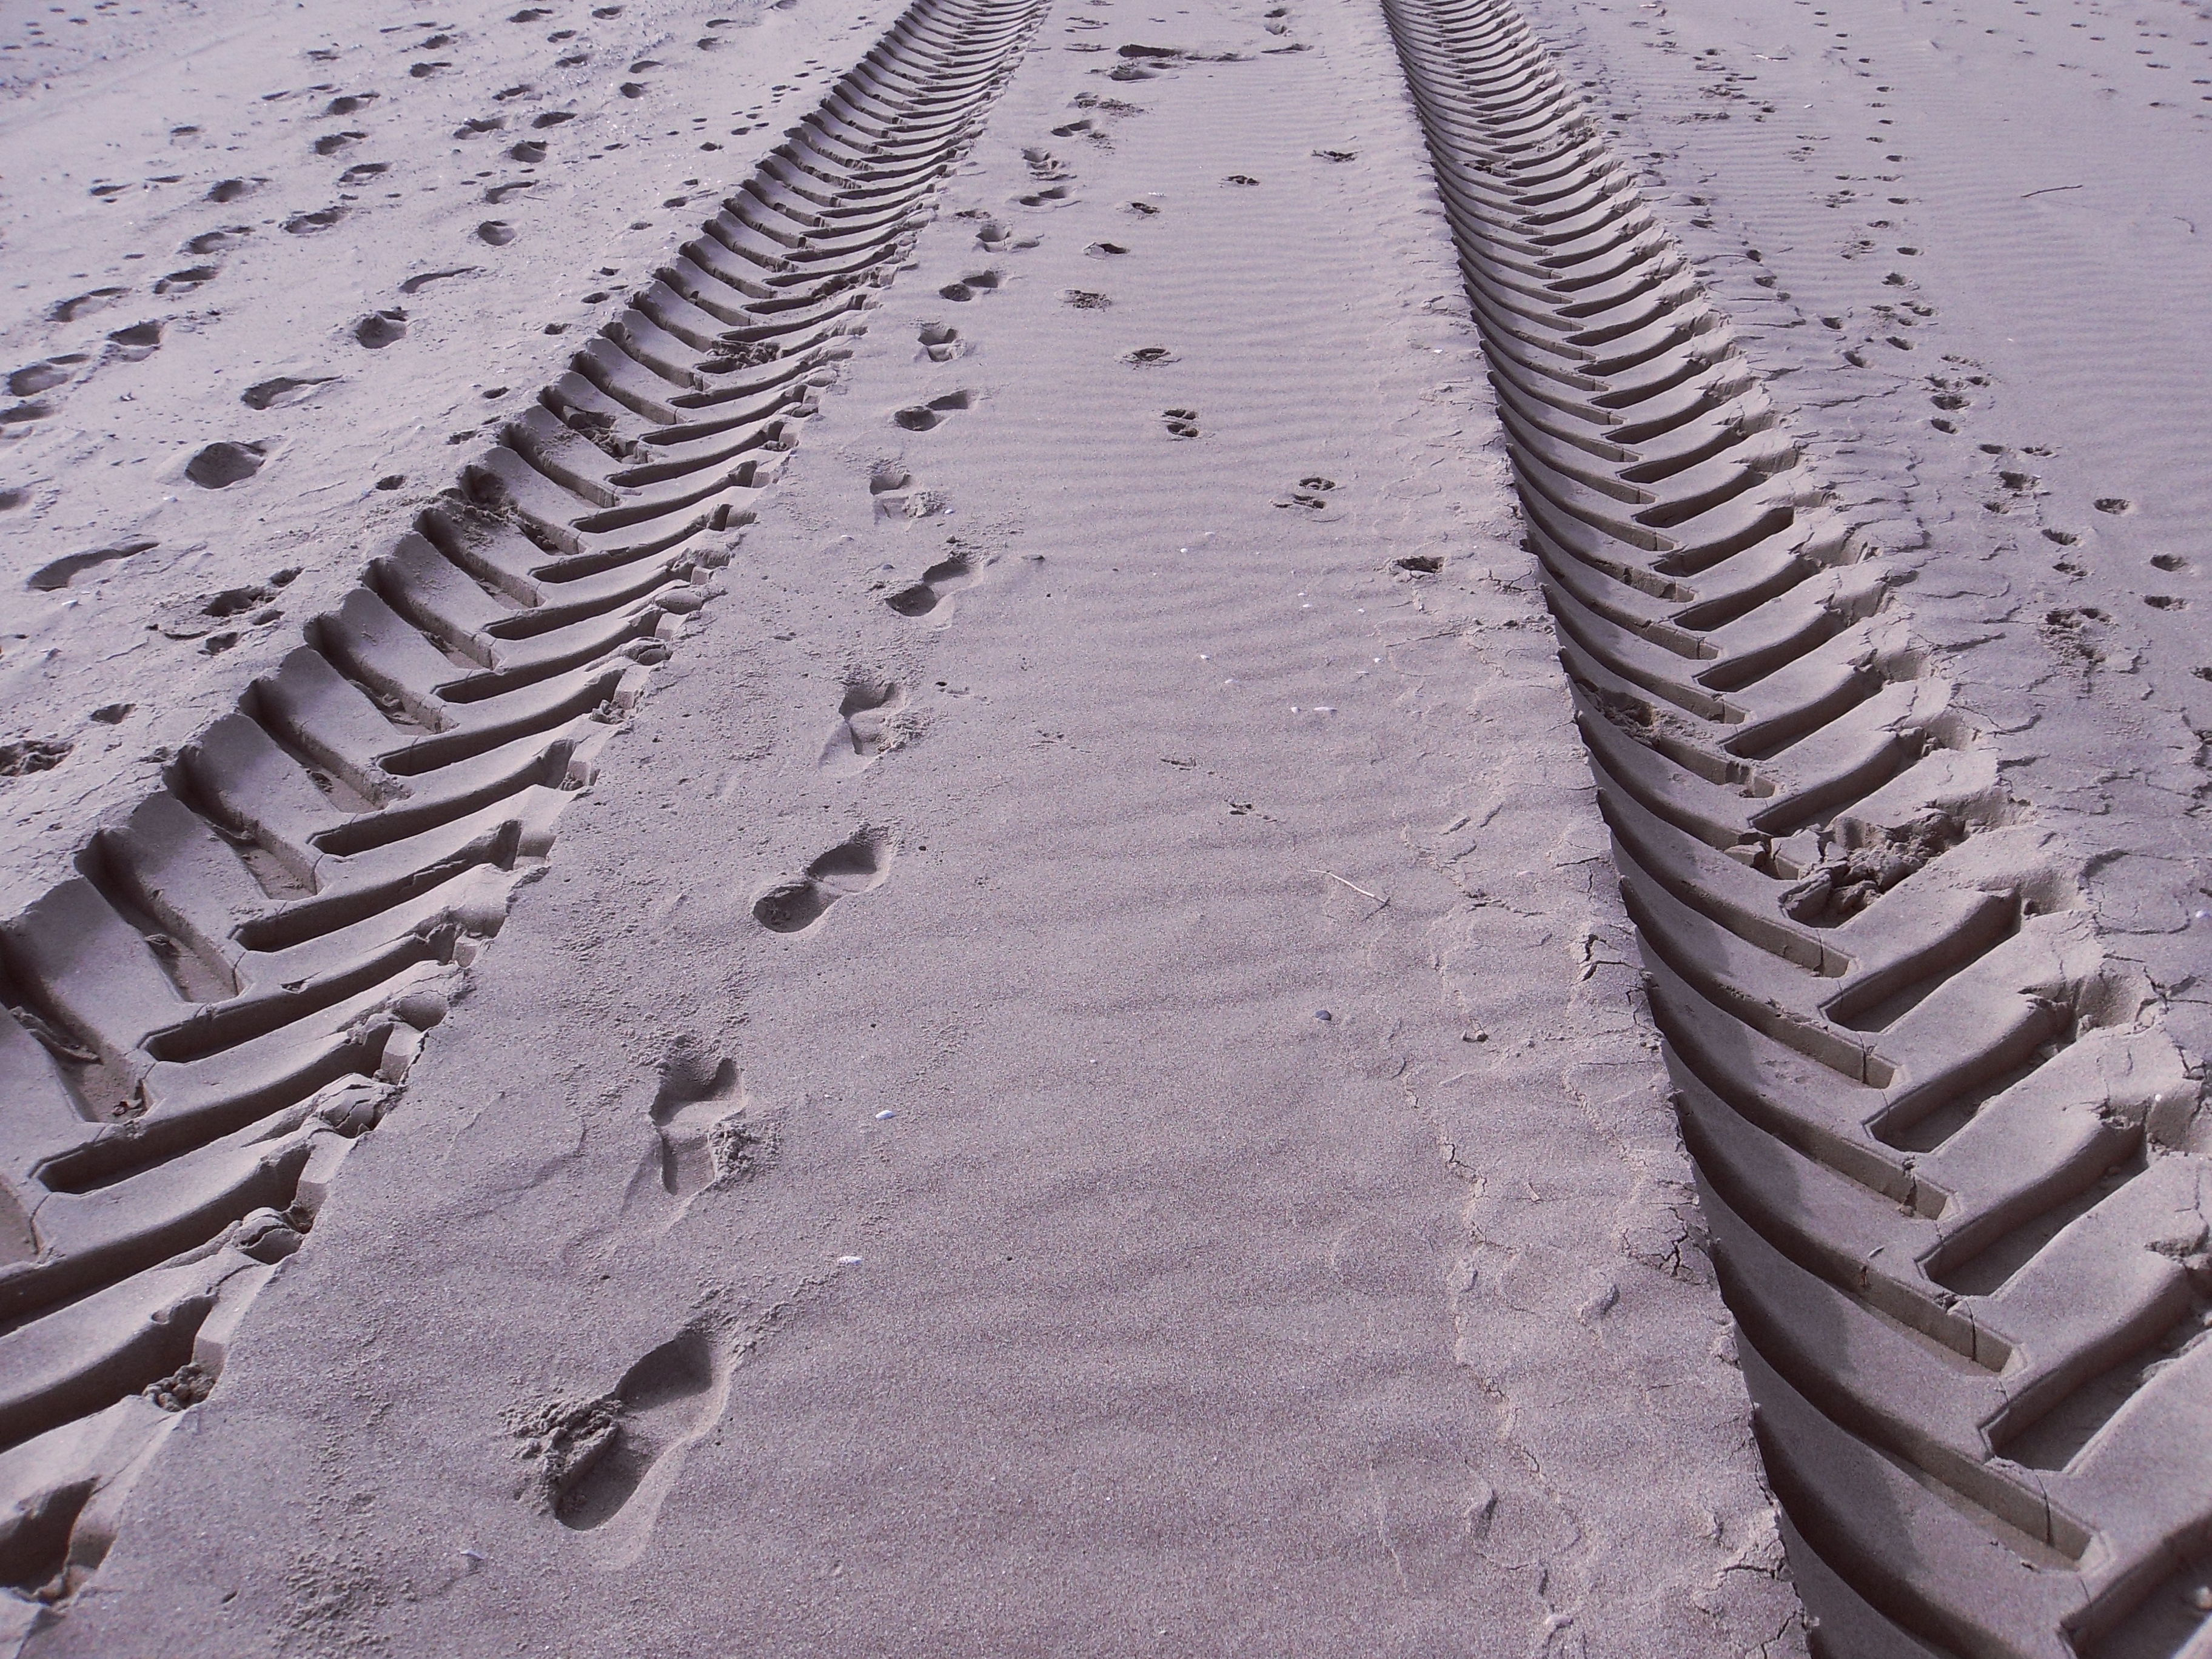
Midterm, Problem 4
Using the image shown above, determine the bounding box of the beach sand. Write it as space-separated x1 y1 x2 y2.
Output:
0 0 2205 1651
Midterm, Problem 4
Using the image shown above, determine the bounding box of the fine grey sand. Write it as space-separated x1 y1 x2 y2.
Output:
0 0 2207 1654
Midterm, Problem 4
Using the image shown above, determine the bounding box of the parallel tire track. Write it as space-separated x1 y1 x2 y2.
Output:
0 0 1044 1622
1379 2 2210 1655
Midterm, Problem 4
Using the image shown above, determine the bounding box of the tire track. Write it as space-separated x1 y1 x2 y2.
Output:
1378 2 2210 1655
0 0 1045 1627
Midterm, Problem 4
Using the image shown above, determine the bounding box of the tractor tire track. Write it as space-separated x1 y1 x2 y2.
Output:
1378 1 2210 1655
0 0 1045 1629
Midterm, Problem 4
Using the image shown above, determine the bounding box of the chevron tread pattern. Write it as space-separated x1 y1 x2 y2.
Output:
0 0 1045 1620
1376 2 2212 1655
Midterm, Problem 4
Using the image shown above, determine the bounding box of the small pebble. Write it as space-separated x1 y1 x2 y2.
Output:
836 1255 863 1265
1315 1010 1333 1022
874 1109 897 1121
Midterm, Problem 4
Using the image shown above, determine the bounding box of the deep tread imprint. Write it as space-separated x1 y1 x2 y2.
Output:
1378 2 2209 1655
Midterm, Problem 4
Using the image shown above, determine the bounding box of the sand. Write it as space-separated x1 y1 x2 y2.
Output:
0 0 2205 1652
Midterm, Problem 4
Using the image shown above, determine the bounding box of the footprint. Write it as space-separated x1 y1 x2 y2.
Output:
869 469 946 523
892 390 971 432
478 220 518 246
205 178 258 203
153 265 218 296
48 289 127 323
1163 407 1199 438
283 206 346 235
311 132 364 156
398 267 479 295
817 678 906 777
2094 497 2132 514
1123 345 1176 366
1085 241 1129 258
183 227 250 256
917 323 961 363
1063 289 1111 309
184 442 266 489
106 321 161 362
752 829 893 933
354 309 408 348
555 1330 722 1532
7 362 74 397
241 376 336 411
1124 200 1161 216
27 538 156 592
937 271 1000 302
641 1048 771 1200
1275 475 1336 510
884 549 976 617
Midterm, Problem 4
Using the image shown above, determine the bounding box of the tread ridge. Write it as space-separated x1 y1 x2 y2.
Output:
1378 2 2210 1655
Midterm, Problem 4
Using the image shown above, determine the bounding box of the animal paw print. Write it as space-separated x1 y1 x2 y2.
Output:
1163 408 1199 439
1275 475 1335 510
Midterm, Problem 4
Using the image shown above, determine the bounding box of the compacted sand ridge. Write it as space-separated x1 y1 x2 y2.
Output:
0 0 2205 1654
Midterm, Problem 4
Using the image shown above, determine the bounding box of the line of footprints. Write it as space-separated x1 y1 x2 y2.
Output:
750 61 1360 938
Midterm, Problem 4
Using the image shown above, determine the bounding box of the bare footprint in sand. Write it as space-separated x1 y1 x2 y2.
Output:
241 375 335 411
752 829 892 933
917 322 961 362
937 271 1000 302
636 1047 773 1202
884 549 976 617
893 390 971 432
817 677 906 777
184 441 266 489
354 309 407 348
554 1330 724 1535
